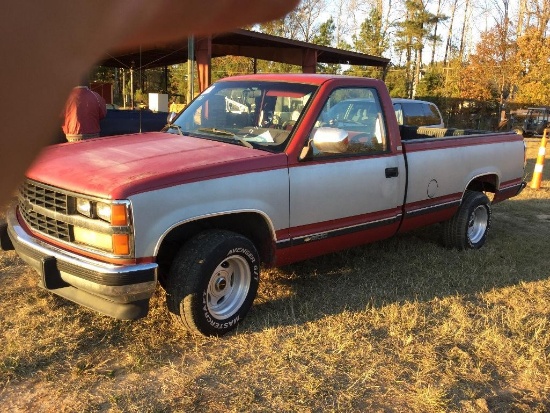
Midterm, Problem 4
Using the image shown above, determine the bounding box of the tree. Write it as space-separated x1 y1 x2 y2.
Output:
459 25 519 106
312 18 341 73
294 0 327 42
532 0 550 34
430 0 449 64
167 65 187 103
394 0 444 98
212 56 255 81
517 0 528 35
515 27 550 104
458 0 471 61
258 0 326 41
349 5 389 78
354 5 389 56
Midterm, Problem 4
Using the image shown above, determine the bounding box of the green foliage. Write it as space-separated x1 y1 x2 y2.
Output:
353 7 388 57
91 66 116 84
212 56 254 81
168 64 187 101
395 0 441 51
385 67 408 97
394 0 447 98
416 64 445 97
312 18 341 74
134 89 147 106
312 17 334 47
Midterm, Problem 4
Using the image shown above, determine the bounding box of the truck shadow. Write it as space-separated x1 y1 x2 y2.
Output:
245 198 550 333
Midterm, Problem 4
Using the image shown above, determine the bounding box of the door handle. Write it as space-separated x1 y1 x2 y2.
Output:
385 167 399 178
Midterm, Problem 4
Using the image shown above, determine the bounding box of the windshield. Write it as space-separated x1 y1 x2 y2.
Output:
527 109 548 122
165 80 317 152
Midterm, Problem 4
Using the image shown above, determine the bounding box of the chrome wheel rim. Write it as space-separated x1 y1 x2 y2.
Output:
206 255 251 319
467 205 488 244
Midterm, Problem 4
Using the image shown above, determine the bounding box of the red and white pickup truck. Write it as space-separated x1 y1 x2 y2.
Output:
1 74 526 336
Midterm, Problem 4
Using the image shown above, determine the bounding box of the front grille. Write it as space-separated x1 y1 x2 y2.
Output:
17 179 133 258
21 180 68 213
18 180 72 241
19 204 71 241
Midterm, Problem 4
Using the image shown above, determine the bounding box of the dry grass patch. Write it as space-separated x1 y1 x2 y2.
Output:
1 139 549 412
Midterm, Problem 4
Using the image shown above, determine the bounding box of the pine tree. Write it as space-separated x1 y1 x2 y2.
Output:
394 0 443 98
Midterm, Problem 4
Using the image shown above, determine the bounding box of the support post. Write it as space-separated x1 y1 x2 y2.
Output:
302 49 317 73
196 36 212 94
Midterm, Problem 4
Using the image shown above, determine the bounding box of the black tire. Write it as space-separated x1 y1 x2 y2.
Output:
443 190 491 250
512 127 524 137
166 230 260 336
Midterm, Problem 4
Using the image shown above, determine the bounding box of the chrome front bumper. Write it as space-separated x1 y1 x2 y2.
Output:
2 207 157 320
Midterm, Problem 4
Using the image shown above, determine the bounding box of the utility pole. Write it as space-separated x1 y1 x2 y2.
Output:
130 63 134 109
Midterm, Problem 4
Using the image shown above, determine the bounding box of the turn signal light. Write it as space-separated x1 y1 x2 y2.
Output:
111 204 128 226
112 234 130 255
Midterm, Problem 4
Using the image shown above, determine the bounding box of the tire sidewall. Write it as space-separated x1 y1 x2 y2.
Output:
464 195 491 249
194 236 260 335
173 232 260 336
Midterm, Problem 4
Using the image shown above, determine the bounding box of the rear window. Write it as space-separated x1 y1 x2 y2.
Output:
401 102 425 126
396 102 441 127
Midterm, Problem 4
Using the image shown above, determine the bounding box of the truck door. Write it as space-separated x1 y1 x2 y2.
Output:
288 86 406 250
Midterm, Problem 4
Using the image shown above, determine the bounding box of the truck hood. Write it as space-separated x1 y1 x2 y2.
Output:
26 132 287 199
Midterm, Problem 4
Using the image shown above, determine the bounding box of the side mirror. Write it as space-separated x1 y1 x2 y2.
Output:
312 127 349 154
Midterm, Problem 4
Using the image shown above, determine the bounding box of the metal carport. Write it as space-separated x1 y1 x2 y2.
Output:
99 28 390 94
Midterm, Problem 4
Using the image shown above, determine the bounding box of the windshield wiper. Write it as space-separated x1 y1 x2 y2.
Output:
237 138 253 148
197 127 235 137
195 127 253 148
165 124 184 136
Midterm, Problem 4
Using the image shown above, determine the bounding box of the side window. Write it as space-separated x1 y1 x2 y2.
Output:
306 87 388 158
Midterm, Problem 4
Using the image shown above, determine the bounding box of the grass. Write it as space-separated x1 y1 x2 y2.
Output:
1 139 549 412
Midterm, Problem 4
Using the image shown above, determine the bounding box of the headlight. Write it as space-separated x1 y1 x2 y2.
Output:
74 226 113 252
71 198 131 256
76 198 92 218
96 202 112 223
73 227 130 255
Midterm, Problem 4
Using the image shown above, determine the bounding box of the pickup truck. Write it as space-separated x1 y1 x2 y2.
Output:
1 74 526 336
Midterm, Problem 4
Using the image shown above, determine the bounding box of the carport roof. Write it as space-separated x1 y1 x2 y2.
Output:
99 28 389 70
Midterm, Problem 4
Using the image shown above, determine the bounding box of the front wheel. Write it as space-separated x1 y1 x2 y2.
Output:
166 230 260 336
443 190 492 250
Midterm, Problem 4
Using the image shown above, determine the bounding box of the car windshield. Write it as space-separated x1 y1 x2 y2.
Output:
166 80 317 152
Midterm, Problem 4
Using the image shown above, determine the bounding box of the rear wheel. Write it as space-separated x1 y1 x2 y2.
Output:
166 230 260 336
443 190 491 250
512 127 524 136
